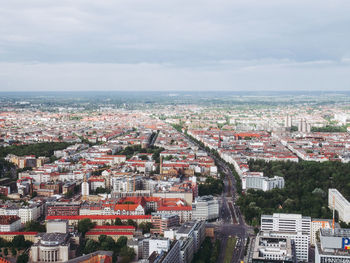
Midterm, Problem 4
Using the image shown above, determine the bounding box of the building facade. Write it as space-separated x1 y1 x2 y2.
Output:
261 213 311 262
329 188 350 223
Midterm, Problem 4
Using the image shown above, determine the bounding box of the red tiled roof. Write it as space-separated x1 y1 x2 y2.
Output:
46 215 151 220
0 232 38 235
157 206 192 211
92 225 135 230
86 231 134 236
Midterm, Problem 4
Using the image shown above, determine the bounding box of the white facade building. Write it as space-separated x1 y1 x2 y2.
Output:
242 173 285 192
311 219 335 246
0 215 22 232
148 238 171 257
19 204 42 224
252 232 296 263
261 213 311 262
328 188 350 223
192 195 219 221
81 180 89 197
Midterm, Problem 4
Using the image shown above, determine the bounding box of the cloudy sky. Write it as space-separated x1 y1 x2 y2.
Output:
0 0 349 91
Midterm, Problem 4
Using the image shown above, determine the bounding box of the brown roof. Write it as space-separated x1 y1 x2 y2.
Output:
0 215 21 225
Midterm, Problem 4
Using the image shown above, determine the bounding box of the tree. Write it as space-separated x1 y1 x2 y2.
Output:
4 248 8 257
95 187 110 194
24 221 46 232
78 218 95 236
11 247 17 256
84 239 99 254
116 236 127 249
100 236 115 251
64 190 74 198
114 218 123 225
12 235 26 250
126 219 137 228
0 237 7 248
139 222 153 234
119 246 135 263
16 254 29 263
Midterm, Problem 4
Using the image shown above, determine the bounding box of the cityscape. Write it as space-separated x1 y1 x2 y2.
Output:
0 92 350 263
1 0 350 263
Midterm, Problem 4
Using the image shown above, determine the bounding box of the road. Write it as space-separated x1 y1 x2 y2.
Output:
185 135 252 263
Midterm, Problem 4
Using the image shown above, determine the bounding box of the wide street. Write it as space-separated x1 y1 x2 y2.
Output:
184 133 252 263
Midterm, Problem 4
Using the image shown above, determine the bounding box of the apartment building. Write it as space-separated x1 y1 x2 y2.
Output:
0 215 21 232
328 188 350 223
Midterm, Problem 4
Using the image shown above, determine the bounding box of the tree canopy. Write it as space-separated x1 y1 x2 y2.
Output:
237 159 350 225
78 218 95 237
198 177 224 196
0 142 72 158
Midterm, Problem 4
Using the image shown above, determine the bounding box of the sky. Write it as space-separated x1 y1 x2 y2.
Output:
0 0 349 92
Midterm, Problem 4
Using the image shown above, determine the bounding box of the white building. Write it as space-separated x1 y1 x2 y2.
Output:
252 232 296 263
81 178 89 197
148 238 171 257
88 177 105 191
261 213 311 262
311 219 335 246
242 173 285 192
192 195 219 221
0 203 42 225
328 188 350 223
0 215 22 232
19 204 42 224
31 220 72 263
165 220 205 253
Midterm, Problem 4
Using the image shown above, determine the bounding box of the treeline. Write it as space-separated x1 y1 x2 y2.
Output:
0 235 32 263
0 142 72 158
237 160 350 225
311 125 348 132
23 220 46 232
198 177 224 196
82 235 134 263
115 145 164 161
192 237 220 263
77 218 143 263
0 159 15 177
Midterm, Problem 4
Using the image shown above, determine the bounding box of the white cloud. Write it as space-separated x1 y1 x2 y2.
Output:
0 0 349 90
0 60 349 91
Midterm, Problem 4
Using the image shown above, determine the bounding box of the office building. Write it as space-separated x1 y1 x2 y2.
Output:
261 213 311 262
192 195 219 221
315 228 350 263
251 231 296 263
311 219 339 246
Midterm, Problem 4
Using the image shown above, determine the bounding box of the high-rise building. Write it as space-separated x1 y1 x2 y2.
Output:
192 195 219 221
284 115 292 128
261 213 311 235
81 175 89 197
261 213 311 262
